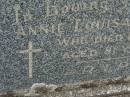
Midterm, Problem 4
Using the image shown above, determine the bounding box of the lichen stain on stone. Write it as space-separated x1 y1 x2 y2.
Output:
24 83 57 96
1 76 130 97
80 83 98 89
0 91 15 97
54 86 64 92
106 76 130 85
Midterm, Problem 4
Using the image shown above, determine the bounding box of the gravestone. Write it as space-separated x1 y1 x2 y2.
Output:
0 0 130 92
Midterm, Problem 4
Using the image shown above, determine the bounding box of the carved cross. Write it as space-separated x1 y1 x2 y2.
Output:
17 41 42 78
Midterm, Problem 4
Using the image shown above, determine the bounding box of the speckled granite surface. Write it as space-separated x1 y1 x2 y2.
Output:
0 0 130 94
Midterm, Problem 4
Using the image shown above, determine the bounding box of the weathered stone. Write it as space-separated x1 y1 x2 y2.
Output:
0 0 130 96
0 76 130 97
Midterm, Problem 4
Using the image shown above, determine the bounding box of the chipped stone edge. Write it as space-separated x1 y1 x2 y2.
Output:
1 75 130 97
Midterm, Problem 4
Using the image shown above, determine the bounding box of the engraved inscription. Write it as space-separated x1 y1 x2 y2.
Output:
3 0 129 85
14 18 130 36
1 0 130 91
13 0 130 42
45 0 129 17
14 4 20 24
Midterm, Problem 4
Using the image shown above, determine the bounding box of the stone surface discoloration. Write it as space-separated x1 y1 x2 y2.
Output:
0 76 130 97
0 0 130 95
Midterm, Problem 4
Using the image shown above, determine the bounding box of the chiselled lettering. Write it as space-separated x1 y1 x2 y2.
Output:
23 9 32 22
16 24 26 36
82 66 94 74
63 48 98 59
14 4 21 24
2 0 130 90
57 34 124 47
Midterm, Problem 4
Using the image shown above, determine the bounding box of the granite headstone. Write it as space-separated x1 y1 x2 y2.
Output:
0 0 130 91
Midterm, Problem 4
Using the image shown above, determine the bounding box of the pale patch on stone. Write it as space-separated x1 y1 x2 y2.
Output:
24 83 57 96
